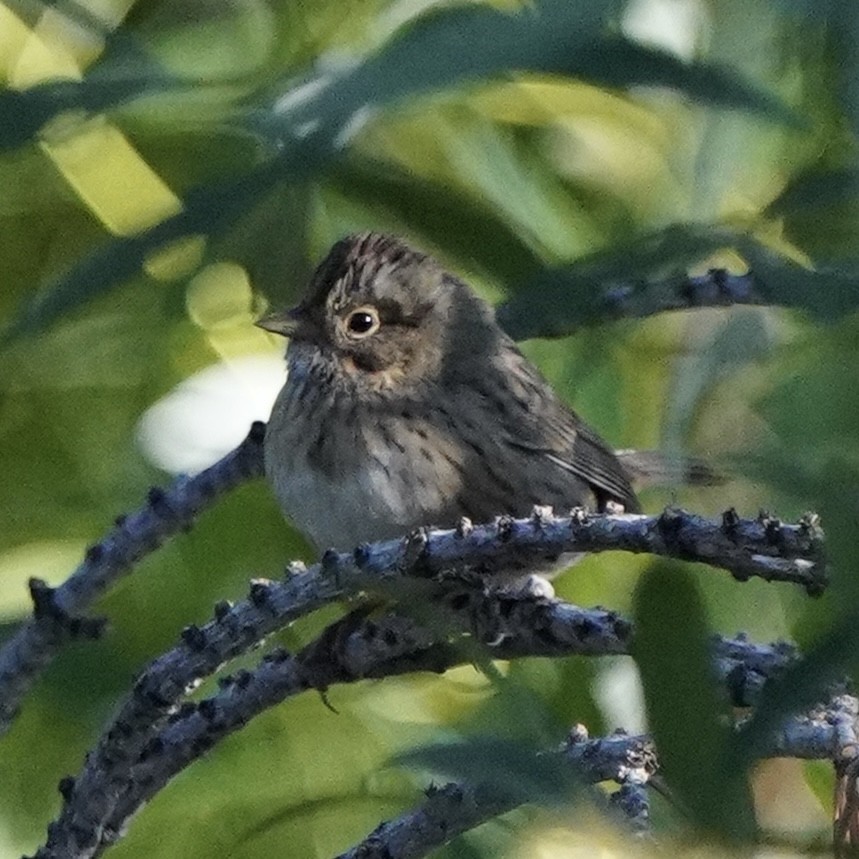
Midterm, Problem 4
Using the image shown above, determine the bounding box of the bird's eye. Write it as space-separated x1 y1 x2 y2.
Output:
344 306 380 338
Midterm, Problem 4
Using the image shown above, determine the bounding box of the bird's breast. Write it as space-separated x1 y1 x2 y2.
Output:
264 379 466 551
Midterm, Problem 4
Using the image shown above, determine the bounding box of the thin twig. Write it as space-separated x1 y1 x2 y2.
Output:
0 422 265 736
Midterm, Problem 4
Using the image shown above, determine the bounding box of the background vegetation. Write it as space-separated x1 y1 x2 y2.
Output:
1 0 858 856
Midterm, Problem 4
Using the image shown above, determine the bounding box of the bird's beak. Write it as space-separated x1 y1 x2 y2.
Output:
255 306 310 339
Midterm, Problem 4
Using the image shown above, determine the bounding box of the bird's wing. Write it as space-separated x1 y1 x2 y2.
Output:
496 342 640 513
545 420 640 512
505 417 640 513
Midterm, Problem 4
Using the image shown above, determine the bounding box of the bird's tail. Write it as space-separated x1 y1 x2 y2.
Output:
614 449 722 489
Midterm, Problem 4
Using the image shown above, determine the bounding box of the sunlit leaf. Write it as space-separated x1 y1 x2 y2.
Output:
8 0 798 340
4 160 284 340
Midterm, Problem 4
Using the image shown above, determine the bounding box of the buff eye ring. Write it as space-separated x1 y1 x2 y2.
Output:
344 306 380 338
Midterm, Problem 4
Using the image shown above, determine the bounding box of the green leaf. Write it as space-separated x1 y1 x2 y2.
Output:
804 760 836 811
633 561 756 841
736 240 859 321
8 0 797 339
397 736 578 809
327 156 544 286
261 2 793 149
765 166 859 217
566 37 799 125
663 309 778 451
262 0 622 139
0 16 176 151
4 160 284 341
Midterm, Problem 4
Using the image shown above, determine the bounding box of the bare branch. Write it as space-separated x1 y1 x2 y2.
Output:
33 506 822 859
66 594 797 857
599 270 767 323
610 782 651 836
497 266 771 340
0 422 265 736
338 701 857 859
832 697 859 855
335 727 659 859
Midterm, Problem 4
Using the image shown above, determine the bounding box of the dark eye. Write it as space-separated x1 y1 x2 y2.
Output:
344 306 380 338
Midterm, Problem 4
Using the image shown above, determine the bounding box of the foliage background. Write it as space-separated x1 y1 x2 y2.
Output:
1 0 858 856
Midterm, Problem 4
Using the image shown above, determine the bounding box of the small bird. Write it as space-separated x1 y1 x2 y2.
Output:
258 233 685 564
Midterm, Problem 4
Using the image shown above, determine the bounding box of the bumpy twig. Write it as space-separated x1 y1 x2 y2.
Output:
104 620 792 849
34 506 822 858
498 266 770 340
0 422 265 737
55 588 798 858
610 782 651 836
340 699 859 859
599 270 766 323
336 727 659 859
832 697 859 855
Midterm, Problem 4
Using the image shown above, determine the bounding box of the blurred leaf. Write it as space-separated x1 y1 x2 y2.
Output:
260 0 622 137
765 166 859 217
397 676 577 812
736 240 859 321
763 163 859 260
0 285 180 542
663 309 778 450
327 155 544 285
567 37 799 125
4 0 622 339
804 760 836 811
0 83 139 151
7 0 798 340
756 317 859 463
508 657 607 737
260 1 794 147
4 159 284 340
212 179 313 307
439 120 603 257
0 15 176 150
458 669 566 749
633 561 756 840
5 0 793 154
128 0 277 83
398 736 578 809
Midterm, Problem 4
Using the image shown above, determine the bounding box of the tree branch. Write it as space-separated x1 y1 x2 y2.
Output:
338 700 857 859
31 506 822 858
0 422 265 736
45 588 802 858
0 406 822 749
598 270 767 323
497 266 771 340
